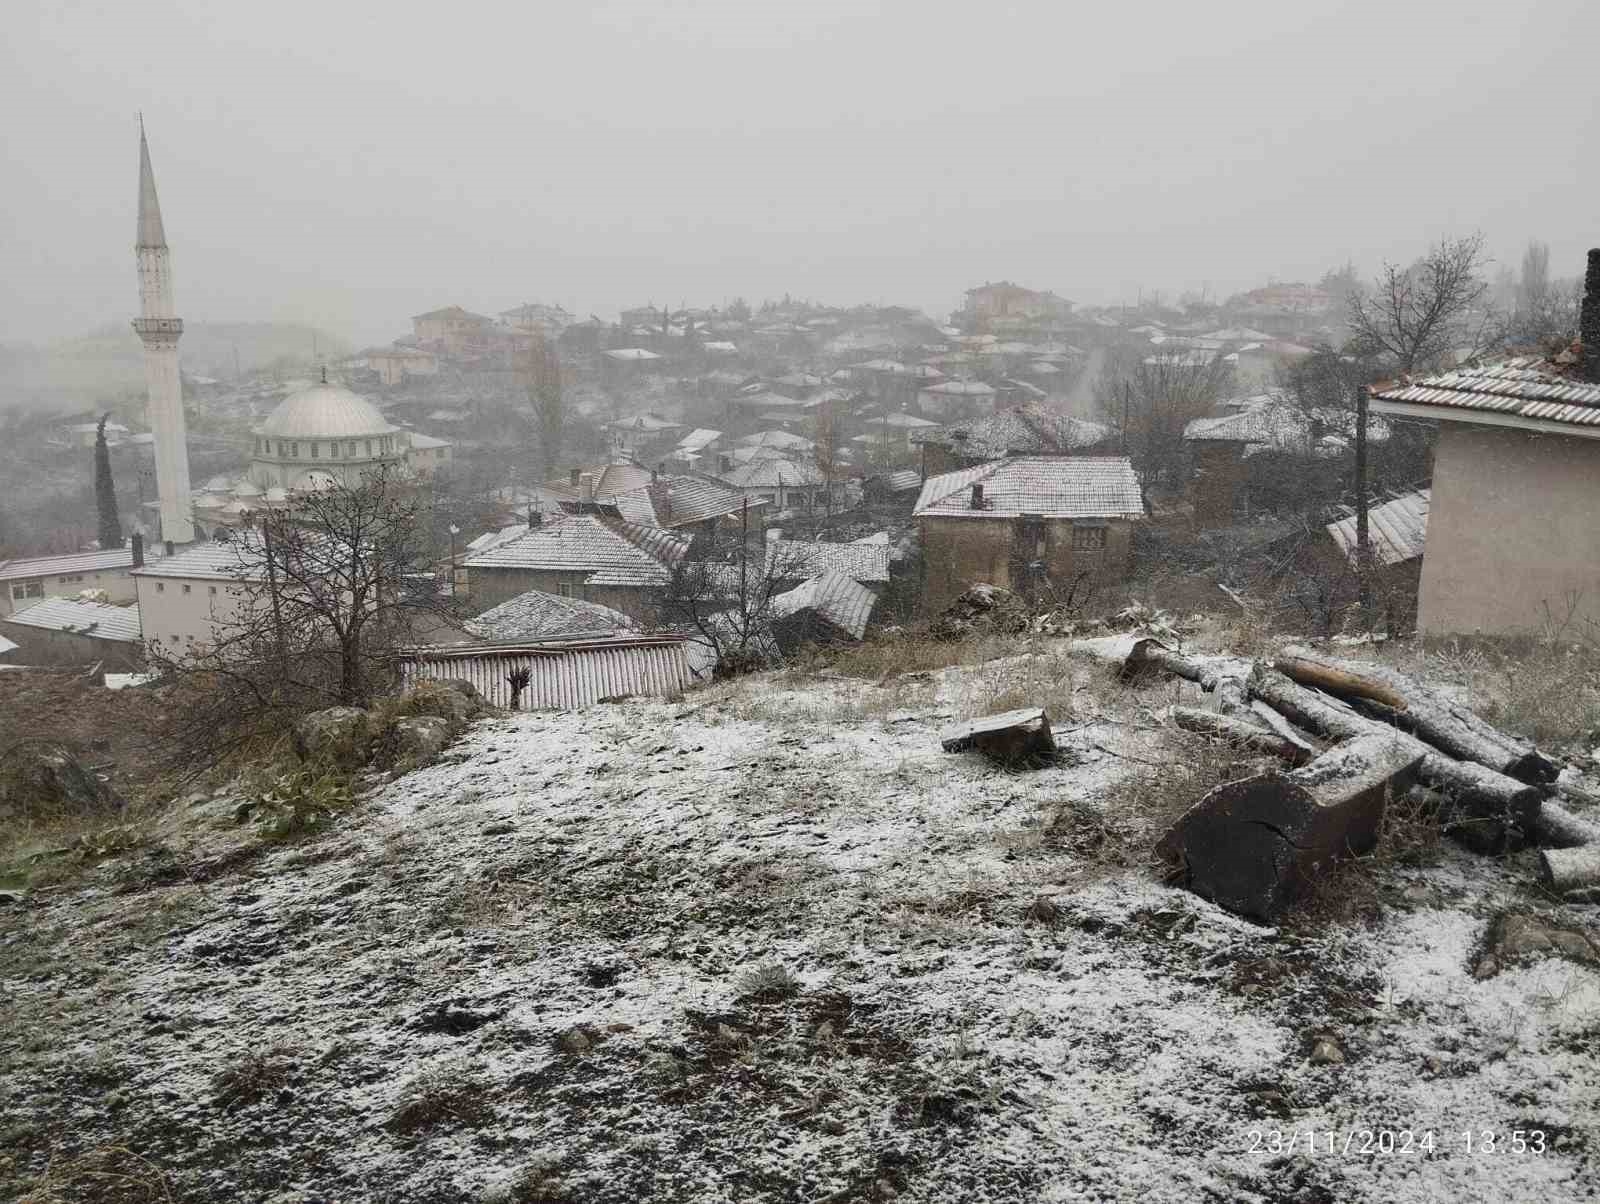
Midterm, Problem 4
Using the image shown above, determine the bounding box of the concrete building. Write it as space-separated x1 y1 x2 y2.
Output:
412 306 493 350
913 457 1145 613
604 411 686 457
0 545 150 618
134 122 194 544
363 346 439 386
130 539 261 651
1370 353 1600 636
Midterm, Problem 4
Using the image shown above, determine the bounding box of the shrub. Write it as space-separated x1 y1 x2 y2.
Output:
246 765 353 839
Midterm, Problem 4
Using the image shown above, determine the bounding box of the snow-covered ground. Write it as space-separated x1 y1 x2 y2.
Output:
3 655 1597 1202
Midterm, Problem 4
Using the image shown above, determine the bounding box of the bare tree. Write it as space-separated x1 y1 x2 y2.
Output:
1096 345 1233 493
146 463 457 769
1504 239 1582 349
1346 233 1493 372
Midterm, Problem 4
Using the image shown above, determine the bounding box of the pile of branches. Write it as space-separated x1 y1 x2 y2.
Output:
1096 638 1598 919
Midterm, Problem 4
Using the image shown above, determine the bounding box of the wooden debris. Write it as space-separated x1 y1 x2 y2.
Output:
1171 707 1312 766
1157 732 1423 920
1531 800 1600 849
1277 645 1558 786
940 708 1055 765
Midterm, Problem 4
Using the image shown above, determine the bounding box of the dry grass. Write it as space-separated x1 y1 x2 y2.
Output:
211 1046 295 1113
14 1145 173 1204
810 631 1033 684
385 1069 493 1138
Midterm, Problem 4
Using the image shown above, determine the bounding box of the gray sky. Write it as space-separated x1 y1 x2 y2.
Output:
3 0 1596 347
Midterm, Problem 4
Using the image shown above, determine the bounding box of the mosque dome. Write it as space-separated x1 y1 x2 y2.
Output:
256 382 395 441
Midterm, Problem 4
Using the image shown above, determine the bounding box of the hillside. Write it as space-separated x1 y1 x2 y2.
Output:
2 645 1597 1202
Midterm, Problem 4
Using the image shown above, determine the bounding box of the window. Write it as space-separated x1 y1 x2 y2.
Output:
182 584 192 594
365 440 373 457
208 585 218 595
10 581 43 601
437 448 446 459
557 582 582 599
311 442 320 459
348 442 357 458
155 582 165 593
290 442 300 458
1071 525 1107 551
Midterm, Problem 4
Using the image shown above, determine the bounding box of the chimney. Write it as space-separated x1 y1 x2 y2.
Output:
569 467 582 486
718 453 733 474
131 531 144 568
580 473 595 505
529 510 542 529
970 483 984 509
164 539 175 557
651 465 659 484
1581 248 1600 384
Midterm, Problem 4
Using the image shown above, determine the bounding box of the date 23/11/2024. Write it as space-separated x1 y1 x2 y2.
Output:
1247 1129 1549 1156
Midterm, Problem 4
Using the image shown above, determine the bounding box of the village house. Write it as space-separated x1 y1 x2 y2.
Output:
0 597 144 669
913 404 1109 477
411 306 494 352
962 282 1073 330
0 542 151 618
363 346 439 387
706 455 839 512
913 456 1145 613
1369 339 1600 635
763 536 892 592
497 303 572 335
604 412 687 457
462 514 689 620
129 538 261 652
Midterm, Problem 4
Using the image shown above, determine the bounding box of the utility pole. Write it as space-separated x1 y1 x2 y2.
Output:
1354 384 1372 617
1122 382 1131 456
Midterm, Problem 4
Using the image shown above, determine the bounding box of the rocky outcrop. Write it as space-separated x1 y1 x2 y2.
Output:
0 741 121 822
291 707 375 771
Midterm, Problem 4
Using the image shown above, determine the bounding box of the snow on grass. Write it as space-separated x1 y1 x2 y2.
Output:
2 652 1598 1202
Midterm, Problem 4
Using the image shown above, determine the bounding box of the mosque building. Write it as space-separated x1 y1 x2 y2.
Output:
134 126 452 544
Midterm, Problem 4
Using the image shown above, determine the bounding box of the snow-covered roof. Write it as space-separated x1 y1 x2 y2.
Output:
770 570 877 641
1371 356 1600 436
603 348 662 361
408 433 452 450
912 405 1108 457
464 514 688 587
674 428 722 453
1 598 142 643
767 538 891 584
914 456 1145 520
1326 489 1429 567
131 536 269 582
604 411 684 433
465 590 638 642
256 383 397 440
710 457 826 489
737 429 814 450
0 548 143 582
611 477 763 529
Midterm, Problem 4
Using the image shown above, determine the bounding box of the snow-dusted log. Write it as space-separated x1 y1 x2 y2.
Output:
940 707 1055 765
1157 732 1424 920
1531 801 1600 849
1171 706 1312 766
1122 638 1253 712
1539 844 1600 896
1277 645 1558 786
1247 666 1542 831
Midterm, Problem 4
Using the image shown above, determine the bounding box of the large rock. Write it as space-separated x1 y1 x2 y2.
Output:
1473 913 1600 978
929 584 1031 642
0 741 121 822
291 707 374 770
400 680 485 728
386 716 452 769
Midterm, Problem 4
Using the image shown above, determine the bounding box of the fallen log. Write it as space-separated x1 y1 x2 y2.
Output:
1247 666 1542 832
1278 645 1558 786
1531 800 1600 849
1122 638 1254 712
940 707 1055 765
1157 732 1423 920
1538 844 1600 897
1250 700 1325 761
1172 706 1312 766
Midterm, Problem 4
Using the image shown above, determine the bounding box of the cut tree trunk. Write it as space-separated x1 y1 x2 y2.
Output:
1538 844 1600 897
940 708 1055 765
1247 666 1541 832
1157 732 1423 920
1123 638 1253 712
1172 706 1313 766
1530 801 1600 849
1277 645 1558 786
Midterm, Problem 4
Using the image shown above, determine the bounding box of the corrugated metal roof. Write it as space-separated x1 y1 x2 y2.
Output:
464 514 687 586
771 570 877 641
0 548 142 581
2 598 142 643
1371 357 1600 430
1326 489 1429 567
767 538 891 583
402 635 693 709
913 456 1145 520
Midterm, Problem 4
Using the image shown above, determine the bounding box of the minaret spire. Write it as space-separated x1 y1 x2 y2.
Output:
133 122 194 544
137 119 168 249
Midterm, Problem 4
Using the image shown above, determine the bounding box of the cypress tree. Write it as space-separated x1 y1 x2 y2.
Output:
94 414 124 550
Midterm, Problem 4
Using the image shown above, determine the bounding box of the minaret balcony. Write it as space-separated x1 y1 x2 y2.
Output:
133 317 184 337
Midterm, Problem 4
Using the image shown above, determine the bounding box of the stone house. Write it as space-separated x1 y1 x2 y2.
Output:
913 456 1145 614
463 514 689 620
1369 343 1600 636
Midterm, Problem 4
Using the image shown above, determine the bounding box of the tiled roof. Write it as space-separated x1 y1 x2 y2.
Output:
1326 489 1429 567
1370 357 1600 434
1185 396 1390 451
612 477 761 529
602 348 661 361
922 380 996 396
771 570 877 641
604 411 684 432
1 598 142 643
675 428 722 452
767 538 891 583
130 537 269 582
711 458 826 489
465 590 637 642
413 305 491 322
913 456 1145 520
872 470 923 493
544 463 654 500
737 429 814 449
731 391 820 411
464 515 688 587
0 548 148 581
912 405 1108 457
